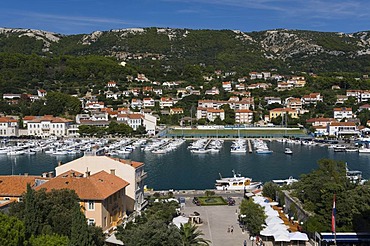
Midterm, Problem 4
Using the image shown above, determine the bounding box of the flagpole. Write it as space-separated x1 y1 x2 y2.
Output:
332 194 337 246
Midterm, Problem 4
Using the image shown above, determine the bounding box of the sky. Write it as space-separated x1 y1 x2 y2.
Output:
2 0 370 34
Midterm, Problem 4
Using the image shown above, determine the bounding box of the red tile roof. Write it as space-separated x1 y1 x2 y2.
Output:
36 170 129 200
0 175 50 197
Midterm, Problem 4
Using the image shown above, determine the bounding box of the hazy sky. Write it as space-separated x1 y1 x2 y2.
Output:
2 0 370 34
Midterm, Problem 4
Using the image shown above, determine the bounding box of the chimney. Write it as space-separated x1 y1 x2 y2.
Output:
58 161 62 167
24 173 29 177
48 172 54 178
127 159 132 165
110 169 116 176
85 168 90 177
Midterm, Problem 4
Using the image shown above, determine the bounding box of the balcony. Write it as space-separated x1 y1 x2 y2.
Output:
140 172 148 180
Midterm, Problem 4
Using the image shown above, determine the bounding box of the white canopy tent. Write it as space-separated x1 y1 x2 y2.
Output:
266 216 284 225
172 215 189 228
289 232 309 241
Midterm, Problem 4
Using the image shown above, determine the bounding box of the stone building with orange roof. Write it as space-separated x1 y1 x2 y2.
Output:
26 115 73 138
36 170 129 232
55 155 147 213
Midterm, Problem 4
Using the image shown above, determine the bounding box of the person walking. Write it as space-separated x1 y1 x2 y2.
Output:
243 239 247 246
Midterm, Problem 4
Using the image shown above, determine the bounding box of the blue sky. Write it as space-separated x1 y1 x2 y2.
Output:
2 0 370 34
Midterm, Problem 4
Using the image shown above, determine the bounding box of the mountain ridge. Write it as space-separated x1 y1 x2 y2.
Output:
1 27 370 73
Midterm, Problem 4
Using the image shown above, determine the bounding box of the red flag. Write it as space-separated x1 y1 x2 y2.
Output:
332 194 336 233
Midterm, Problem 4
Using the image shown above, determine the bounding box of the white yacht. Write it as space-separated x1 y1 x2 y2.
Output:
215 171 262 191
358 146 370 154
272 176 298 186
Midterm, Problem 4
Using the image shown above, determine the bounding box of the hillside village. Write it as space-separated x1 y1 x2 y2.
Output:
1 69 370 139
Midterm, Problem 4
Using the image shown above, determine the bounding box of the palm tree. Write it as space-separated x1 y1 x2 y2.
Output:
179 223 210 246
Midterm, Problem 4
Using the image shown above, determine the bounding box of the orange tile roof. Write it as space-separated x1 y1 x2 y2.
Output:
330 122 356 126
36 170 129 200
0 175 50 197
28 115 72 123
0 117 17 123
108 157 144 169
235 109 253 113
333 107 352 111
23 116 37 121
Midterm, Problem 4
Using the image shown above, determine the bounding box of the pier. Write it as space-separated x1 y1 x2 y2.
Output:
247 139 253 153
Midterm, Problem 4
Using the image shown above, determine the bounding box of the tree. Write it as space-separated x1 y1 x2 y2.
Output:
239 199 266 235
262 182 280 200
0 213 25 246
179 223 210 246
29 234 69 246
69 206 93 246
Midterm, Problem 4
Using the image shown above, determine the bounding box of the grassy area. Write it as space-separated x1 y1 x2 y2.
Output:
168 128 307 138
197 196 228 206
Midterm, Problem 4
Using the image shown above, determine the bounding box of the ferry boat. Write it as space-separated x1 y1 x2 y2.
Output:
215 170 262 191
284 148 293 155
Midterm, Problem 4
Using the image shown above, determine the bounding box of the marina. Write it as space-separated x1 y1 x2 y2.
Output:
0 138 369 190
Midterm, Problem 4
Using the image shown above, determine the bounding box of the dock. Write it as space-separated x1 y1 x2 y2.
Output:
248 139 253 153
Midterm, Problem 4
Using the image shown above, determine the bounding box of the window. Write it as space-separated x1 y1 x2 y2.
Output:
87 218 95 226
87 200 95 210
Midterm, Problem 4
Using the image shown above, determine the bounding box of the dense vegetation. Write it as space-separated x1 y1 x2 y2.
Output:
7 185 105 246
116 201 209 246
291 159 370 233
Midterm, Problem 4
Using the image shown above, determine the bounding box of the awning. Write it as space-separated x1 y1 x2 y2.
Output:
289 232 309 241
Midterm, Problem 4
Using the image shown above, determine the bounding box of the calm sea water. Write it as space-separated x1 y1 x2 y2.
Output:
1 141 369 190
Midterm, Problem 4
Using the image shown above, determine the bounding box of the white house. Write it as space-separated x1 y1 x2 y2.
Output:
222 81 232 92
206 108 225 122
37 89 47 98
159 97 174 108
107 81 117 88
333 107 353 121
130 98 142 110
327 122 359 137
0 116 18 137
117 113 143 131
55 155 147 213
265 97 282 105
143 98 155 108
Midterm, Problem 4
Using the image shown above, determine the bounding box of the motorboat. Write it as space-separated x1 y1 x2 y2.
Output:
272 176 298 186
333 145 346 152
215 170 262 191
358 147 370 154
284 148 293 155
256 148 273 154
190 148 210 154
345 147 358 153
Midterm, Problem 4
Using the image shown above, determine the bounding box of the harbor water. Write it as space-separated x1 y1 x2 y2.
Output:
1 140 369 190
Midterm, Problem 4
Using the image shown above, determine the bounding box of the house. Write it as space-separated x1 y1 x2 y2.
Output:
85 102 105 110
0 116 19 137
235 109 253 124
143 114 157 135
265 97 282 105
205 87 220 95
143 98 155 108
0 175 50 210
37 89 47 97
27 115 73 138
55 155 146 213
269 108 298 120
327 122 359 137
359 104 370 112
105 91 121 100
2 94 21 100
170 108 184 115
135 73 149 83
306 118 336 127
333 107 353 121
206 108 225 122
313 126 329 136
153 88 163 96
159 97 174 109
37 169 129 232
130 98 142 110
107 81 117 88
222 81 232 92
336 95 348 104
277 82 294 91
285 97 303 111
361 90 370 102
117 114 143 131
302 93 323 105
235 83 246 91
